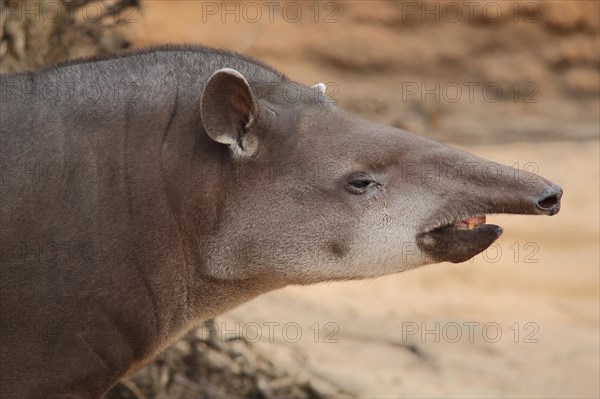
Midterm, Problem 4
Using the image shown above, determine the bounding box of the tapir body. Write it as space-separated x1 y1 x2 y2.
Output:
0 46 562 398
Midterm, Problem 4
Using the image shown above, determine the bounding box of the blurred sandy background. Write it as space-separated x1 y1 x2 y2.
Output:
1 0 599 397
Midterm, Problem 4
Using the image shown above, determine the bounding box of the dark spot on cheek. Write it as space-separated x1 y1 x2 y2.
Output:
328 241 348 259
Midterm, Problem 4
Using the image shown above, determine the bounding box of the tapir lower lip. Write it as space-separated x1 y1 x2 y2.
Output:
417 223 503 264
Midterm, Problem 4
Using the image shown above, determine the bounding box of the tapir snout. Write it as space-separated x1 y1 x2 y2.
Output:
400 140 564 264
344 128 565 265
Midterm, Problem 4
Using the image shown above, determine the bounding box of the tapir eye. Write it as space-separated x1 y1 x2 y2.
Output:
346 176 378 194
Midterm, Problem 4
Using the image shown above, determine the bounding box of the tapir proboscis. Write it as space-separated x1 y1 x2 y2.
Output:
0 46 562 398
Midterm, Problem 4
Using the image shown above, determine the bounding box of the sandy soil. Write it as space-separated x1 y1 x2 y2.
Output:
124 1 599 397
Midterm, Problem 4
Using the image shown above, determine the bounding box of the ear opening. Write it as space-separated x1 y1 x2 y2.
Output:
201 68 258 156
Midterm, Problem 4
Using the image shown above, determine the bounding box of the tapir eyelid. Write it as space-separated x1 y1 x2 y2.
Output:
345 174 379 194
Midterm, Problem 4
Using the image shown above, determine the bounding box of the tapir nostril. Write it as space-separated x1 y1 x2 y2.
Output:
537 195 559 210
536 185 563 215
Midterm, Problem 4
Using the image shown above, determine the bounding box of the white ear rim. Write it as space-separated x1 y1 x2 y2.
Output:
311 82 327 94
211 67 249 85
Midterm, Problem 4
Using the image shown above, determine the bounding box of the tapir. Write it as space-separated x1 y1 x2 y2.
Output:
0 45 562 398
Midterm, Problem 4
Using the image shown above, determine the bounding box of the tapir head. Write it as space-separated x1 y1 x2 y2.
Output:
199 68 562 284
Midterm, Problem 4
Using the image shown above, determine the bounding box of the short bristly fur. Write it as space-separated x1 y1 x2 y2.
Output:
0 45 561 398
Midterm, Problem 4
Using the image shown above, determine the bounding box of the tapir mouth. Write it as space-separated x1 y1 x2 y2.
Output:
416 214 503 263
416 185 563 264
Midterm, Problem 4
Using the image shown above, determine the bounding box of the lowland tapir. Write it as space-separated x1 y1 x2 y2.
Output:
0 45 562 398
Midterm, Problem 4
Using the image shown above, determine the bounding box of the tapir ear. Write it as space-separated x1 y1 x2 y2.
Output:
201 68 257 156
